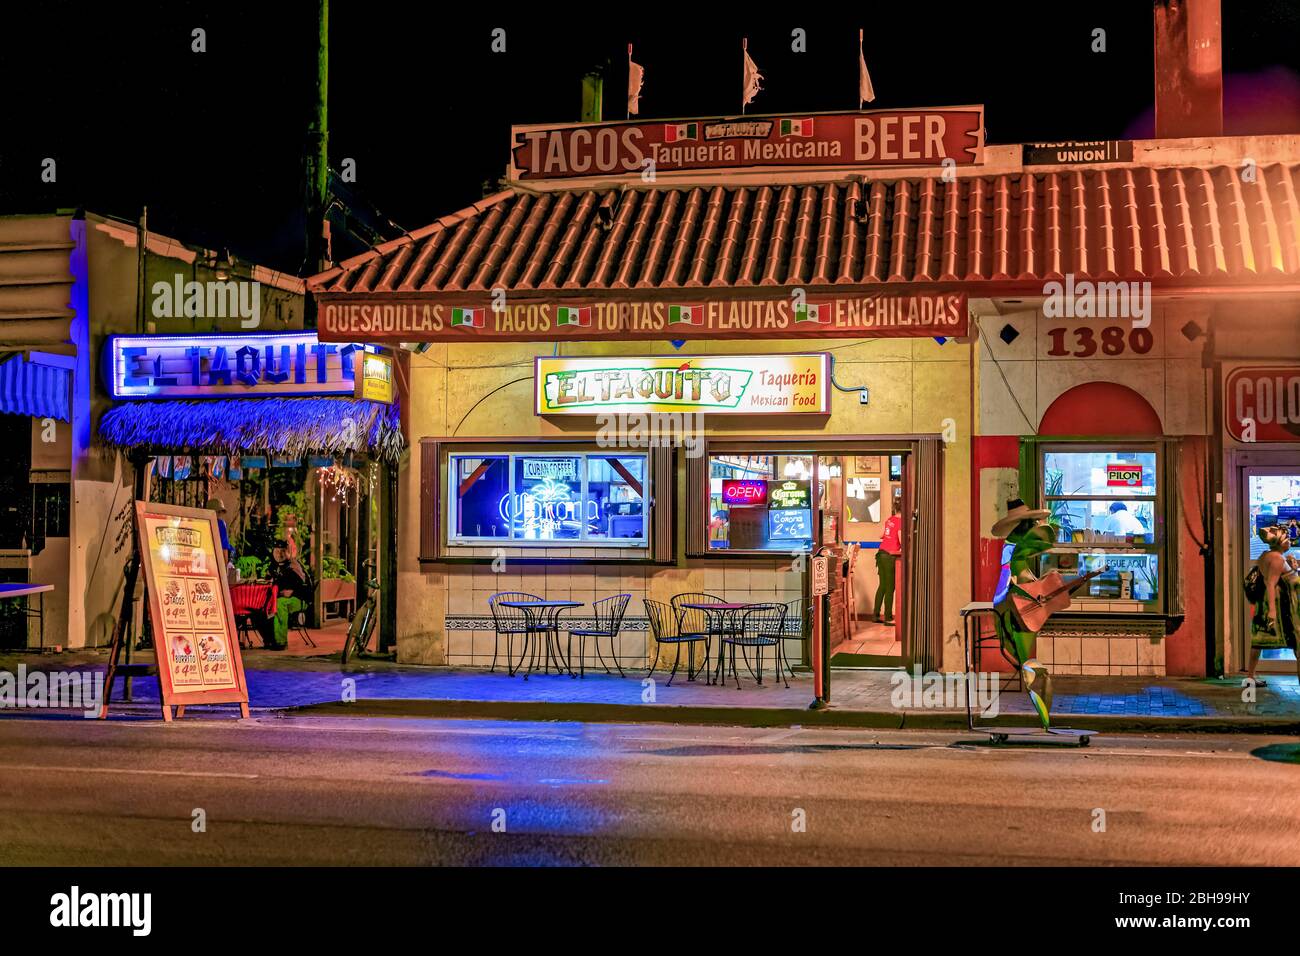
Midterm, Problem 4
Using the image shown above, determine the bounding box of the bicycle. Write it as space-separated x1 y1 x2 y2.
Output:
341 565 379 667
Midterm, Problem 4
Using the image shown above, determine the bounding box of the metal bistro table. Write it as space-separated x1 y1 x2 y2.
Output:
679 601 754 686
0 582 54 649
497 599 582 678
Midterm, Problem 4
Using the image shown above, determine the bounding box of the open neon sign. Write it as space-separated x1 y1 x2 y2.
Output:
722 479 767 506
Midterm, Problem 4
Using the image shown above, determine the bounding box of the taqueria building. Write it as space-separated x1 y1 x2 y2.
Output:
308 107 1299 683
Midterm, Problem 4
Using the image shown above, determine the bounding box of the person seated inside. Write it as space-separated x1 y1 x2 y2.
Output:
266 539 313 649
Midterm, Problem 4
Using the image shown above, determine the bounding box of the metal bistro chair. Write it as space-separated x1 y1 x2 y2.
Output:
644 599 708 686
487 591 548 676
567 593 631 678
670 591 737 683
721 603 789 688
785 597 809 669
289 566 317 648
233 584 268 649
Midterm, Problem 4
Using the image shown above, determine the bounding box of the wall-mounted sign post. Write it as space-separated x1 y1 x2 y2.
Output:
355 350 395 403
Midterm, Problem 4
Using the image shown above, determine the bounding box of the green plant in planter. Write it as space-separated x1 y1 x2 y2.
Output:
276 490 313 552
320 554 354 581
1044 470 1078 540
235 555 270 581
1136 560 1158 601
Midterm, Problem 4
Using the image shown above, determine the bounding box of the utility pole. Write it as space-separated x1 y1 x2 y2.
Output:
304 0 330 300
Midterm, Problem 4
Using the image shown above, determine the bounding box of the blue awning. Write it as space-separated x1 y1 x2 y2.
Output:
0 353 71 422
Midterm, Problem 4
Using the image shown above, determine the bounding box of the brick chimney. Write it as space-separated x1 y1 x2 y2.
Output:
1153 0 1223 137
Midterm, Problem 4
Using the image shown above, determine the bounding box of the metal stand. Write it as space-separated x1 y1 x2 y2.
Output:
960 600 1095 747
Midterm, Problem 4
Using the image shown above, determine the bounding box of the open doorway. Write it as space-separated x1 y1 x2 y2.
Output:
822 453 907 666
1242 468 1300 675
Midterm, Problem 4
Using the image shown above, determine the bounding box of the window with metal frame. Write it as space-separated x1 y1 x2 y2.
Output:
1032 441 1168 612
444 450 650 548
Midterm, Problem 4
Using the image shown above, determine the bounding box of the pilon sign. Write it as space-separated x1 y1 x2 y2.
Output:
509 106 985 180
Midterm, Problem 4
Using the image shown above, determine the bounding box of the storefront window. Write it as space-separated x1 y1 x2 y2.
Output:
707 454 815 551
448 452 647 546
1039 445 1163 608
1247 474 1300 561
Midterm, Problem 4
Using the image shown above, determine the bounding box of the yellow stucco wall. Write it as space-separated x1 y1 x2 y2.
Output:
398 335 973 672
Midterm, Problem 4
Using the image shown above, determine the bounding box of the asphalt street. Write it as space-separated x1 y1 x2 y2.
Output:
1 716 1298 866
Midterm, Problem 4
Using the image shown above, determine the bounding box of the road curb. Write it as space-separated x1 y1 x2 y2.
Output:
282 697 1300 735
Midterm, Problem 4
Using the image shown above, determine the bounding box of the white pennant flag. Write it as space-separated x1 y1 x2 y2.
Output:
858 29 876 106
742 38 763 111
628 44 645 117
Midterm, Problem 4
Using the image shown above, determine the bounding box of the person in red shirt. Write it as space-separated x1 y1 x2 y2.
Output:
874 500 903 624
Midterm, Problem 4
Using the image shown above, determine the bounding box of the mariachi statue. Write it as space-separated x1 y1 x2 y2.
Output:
991 498 1059 730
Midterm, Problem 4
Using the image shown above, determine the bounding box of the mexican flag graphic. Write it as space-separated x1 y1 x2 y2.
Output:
556 306 592 327
668 304 705 325
450 307 486 329
780 118 814 137
664 123 698 143
794 303 828 324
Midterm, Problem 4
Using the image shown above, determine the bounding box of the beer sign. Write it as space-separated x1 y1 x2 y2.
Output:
509 106 985 181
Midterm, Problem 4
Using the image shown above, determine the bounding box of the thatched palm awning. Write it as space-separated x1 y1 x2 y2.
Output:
99 396 404 466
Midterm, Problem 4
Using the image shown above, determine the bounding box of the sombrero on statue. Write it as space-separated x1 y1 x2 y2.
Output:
991 497 1051 538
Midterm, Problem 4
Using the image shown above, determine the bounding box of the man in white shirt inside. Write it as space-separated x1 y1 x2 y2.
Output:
1103 501 1146 536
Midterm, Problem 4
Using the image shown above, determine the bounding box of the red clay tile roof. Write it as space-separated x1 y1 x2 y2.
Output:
309 164 1300 296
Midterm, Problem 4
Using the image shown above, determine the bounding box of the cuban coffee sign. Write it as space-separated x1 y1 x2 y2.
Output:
1226 365 1300 442
535 353 830 416
319 293 968 343
105 332 377 400
510 106 985 180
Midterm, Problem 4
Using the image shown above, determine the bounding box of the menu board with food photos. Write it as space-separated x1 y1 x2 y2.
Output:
136 502 248 717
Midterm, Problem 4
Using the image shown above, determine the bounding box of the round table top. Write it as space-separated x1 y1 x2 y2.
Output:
0 583 53 597
679 601 756 611
498 599 583 609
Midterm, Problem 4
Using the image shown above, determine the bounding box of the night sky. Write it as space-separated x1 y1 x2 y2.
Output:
2 1 1297 274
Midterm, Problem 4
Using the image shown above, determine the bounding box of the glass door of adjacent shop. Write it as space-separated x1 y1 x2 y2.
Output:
818 452 909 668
1241 467 1300 674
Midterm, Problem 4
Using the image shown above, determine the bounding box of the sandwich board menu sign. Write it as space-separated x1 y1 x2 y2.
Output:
136 502 249 719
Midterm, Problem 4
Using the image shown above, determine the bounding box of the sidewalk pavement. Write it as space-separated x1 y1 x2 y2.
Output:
3 649 1299 733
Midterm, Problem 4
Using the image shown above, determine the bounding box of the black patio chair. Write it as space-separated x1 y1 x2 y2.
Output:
671 591 743 678
287 565 317 648
721 603 789 688
644 599 708 686
566 593 631 678
785 597 808 664
487 591 548 676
